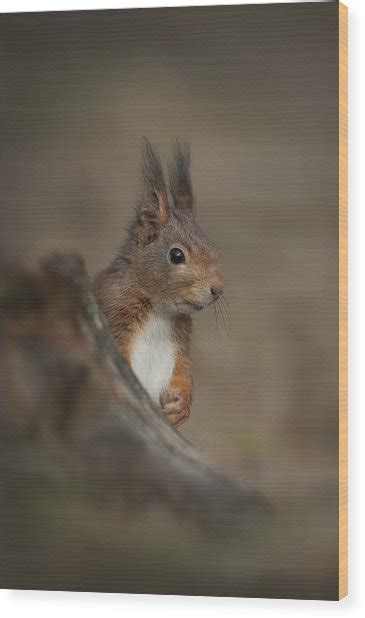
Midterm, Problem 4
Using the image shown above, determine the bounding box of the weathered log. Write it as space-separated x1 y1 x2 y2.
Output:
1 253 265 511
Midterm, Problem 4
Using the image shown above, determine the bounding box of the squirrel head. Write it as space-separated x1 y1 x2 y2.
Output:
122 139 224 314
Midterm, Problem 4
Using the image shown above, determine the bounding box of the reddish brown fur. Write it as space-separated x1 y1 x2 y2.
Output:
160 314 193 426
94 140 223 427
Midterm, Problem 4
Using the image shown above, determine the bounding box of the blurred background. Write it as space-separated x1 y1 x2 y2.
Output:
2 1 339 596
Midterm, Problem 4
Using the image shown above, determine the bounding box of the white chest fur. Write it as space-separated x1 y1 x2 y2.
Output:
130 313 175 404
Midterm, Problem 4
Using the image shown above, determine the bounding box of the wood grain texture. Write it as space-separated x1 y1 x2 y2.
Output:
339 1 348 601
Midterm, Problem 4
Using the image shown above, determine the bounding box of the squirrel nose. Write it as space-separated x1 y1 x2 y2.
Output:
211 285 223 299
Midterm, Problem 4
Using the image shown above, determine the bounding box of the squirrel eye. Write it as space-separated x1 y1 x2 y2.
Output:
169 247 185 265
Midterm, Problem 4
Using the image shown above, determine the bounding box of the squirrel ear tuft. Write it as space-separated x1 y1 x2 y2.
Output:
136 138 170 243
168 140 196 216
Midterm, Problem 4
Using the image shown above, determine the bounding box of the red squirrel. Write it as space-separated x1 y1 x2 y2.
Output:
93 140 223 427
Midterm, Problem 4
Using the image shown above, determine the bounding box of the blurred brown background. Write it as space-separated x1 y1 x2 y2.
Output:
2 1 339 595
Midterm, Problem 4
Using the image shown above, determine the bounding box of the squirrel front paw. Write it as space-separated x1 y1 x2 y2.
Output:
160 387 191 427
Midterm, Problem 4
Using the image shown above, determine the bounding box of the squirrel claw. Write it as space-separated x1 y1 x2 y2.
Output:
161 388 191 427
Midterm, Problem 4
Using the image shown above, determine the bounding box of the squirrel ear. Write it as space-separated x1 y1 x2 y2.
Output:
168 140 196 216
136 139 170 243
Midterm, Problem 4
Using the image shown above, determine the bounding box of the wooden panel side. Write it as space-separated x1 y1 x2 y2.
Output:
339 1 348 601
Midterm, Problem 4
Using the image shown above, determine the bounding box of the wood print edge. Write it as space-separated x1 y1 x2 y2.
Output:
339 0 348 601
